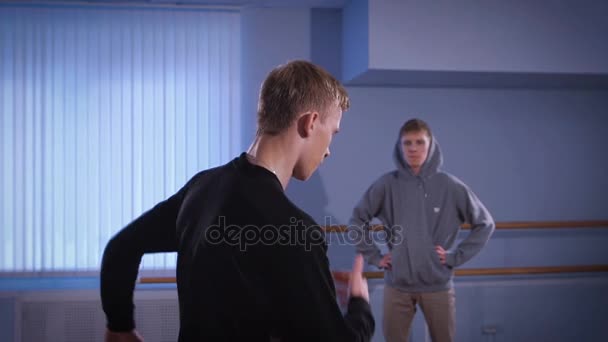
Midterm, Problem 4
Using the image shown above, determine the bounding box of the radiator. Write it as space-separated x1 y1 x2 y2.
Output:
16 289 179 342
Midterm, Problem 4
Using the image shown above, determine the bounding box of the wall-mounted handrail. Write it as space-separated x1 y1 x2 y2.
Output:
139 220 608 284
358 265 608 279
324 220 608 232
140 265 608 283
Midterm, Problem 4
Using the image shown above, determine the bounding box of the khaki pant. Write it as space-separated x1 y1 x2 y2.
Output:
383 285 455 342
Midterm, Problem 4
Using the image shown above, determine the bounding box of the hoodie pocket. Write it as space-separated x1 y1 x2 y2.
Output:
418 248 453 286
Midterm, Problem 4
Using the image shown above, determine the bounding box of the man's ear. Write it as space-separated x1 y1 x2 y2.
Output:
296 111 319 138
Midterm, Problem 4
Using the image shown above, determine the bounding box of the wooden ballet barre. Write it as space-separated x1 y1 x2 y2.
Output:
140 265 608 283
324 220 608 232
360 265 608 279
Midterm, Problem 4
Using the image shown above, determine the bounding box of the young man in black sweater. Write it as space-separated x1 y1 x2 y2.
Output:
101 60 375 341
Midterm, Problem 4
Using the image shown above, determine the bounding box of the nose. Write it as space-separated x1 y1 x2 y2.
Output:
324 147 330 159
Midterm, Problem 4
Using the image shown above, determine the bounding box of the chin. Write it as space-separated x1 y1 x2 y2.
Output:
293 174 308 181
293 171 312 181
293 167 315 181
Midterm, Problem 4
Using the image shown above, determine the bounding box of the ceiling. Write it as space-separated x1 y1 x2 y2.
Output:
17 0 349 8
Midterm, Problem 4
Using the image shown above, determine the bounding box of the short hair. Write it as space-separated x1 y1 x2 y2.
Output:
399 118 432 138
256 60 349 136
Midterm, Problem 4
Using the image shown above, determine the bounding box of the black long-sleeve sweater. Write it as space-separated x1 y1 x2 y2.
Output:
100 153 375 341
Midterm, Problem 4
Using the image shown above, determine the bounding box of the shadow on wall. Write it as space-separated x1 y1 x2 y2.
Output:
285 170 380 273
286 170 337 226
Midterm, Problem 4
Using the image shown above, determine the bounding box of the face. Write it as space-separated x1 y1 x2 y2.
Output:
293 103 342 180
401 130 431 170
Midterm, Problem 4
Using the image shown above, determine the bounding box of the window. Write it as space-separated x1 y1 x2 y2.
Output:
0 4 241 272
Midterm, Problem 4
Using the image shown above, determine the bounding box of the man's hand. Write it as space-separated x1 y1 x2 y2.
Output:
378 253 392 270
349 254 370 302
105 329 144 342
435 245 446 265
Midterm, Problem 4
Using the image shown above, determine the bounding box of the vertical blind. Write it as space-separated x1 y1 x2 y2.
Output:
0 4 241 272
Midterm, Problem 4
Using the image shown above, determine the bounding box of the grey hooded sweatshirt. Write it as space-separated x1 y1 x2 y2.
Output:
348 136 495 292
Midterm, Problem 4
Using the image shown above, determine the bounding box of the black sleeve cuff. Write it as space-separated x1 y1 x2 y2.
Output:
345 296 375 341
347 296 371 313
107 317 135 332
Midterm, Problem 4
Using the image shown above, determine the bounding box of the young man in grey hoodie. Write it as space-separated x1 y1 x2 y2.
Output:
348 118 495 342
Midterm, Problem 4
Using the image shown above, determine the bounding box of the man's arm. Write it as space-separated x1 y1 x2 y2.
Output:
100 187 187 332
445 186 495 268
348 179 387 267
273 228 375 342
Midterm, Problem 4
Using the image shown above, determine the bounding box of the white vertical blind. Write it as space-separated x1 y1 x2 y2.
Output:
0 4 241 272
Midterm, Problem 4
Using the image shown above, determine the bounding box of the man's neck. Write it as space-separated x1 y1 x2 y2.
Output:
247 133 297 190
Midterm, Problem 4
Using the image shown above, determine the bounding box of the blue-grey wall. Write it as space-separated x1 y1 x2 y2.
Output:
343 0 608 87
241 7 311 148
364 0 608 74
322 87 608 223
0 298 15 342
1 3 607 342
341 0 368 82
307 7 608 342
